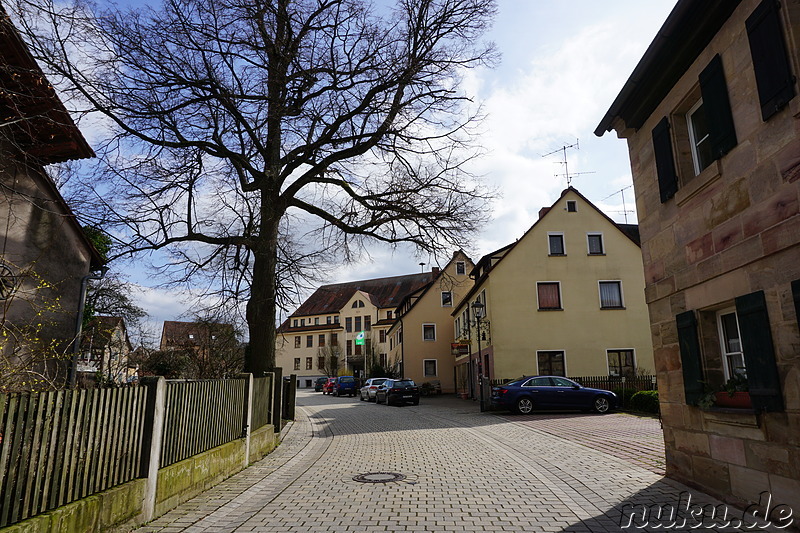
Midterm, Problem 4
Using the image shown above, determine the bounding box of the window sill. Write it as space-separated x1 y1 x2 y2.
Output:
588 253 606 257
538 308 563 312
548 254 567 257
675 159 722 206
600 306 626 310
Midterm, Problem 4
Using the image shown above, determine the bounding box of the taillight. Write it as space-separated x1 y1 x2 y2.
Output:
391 388 402 392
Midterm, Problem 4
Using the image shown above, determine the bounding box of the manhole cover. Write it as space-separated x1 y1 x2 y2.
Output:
352 472 406 483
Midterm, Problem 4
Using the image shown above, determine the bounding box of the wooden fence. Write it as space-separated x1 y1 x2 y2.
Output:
0 386 148 528
252 376 272 430
160 379 247 467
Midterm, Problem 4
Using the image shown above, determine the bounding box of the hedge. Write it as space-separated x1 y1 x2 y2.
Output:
629 390 660 414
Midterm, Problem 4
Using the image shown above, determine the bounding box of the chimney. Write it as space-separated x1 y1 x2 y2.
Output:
539 207 551 219
432 267 440 275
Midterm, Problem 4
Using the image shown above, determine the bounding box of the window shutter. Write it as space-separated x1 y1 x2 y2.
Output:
792 280 800 330
676 311 704 404
746 0 796 121
735 290 783 412
699 54 737 158
652 117 678 203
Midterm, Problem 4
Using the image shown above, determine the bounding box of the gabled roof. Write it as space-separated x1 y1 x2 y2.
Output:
82 316 132 352
289 272 436 318
595 0 742 135
160 320 235 349
0 7 94 163
394 250 472 319
452 187 641 312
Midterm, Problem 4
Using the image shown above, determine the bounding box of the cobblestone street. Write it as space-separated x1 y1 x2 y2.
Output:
137 390 766 532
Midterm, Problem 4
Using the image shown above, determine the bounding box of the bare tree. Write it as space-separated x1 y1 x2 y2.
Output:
10 0 498 374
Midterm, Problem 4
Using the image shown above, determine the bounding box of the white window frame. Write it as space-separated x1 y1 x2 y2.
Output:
422 323 436 342
423 359 438 377
547 232 565 256
441 291 452 307
687 99 712 175
535 350 567 376
606 348 637 377
536 281 562 310
566 200 577 212
587 233 604 255
598 280 624 309
716 308 747 380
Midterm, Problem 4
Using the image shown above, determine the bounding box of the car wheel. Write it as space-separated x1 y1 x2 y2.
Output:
593 396 611 414
360 393 365 401
516 397 534 415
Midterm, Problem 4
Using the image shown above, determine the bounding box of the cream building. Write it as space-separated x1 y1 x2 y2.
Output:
387 251 474 393
452 188 654 398
276 272 435 388
596 0 800 510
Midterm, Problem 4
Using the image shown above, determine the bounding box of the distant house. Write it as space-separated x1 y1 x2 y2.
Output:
387 251 474 393
160 320 236 357
451 188 654 398
275 271 437 388
596 0 799 510
0 8 103 388
78 316 134 383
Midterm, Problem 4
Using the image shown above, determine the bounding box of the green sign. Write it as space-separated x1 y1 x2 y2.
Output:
355 331 365 345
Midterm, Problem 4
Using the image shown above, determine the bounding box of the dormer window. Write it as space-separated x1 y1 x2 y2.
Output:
188 334 194 339
352 300 365 308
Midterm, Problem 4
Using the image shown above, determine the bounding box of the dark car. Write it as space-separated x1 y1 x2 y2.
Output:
359 377 388 402
376 379 420 406
322 377 337 395
314 377 328 392
332 375 358 397
491 376 616 414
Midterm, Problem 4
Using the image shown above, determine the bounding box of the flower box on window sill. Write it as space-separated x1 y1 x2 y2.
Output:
714 391 752 409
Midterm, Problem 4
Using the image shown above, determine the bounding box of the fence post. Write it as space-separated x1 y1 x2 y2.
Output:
139 376 166 523
285 374 297 420
238 373 253 468
272 367 283 434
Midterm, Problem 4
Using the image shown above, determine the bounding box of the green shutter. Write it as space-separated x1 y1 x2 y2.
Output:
735 291 783 412
699 54 738 158
676 311 704 404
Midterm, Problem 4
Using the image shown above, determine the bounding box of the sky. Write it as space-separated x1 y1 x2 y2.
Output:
113 0 679 342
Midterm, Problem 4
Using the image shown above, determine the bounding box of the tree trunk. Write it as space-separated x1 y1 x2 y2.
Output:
244 216 280 375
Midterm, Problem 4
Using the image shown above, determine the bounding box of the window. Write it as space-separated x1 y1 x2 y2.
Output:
365 316 371 331
747 0 796 121
314 317 319 325
548 233 565 256
456 261 466 275
319 334 325 347
424 359 437 377
293 358 301 370
306 357 313 370
188 334 194 339
318 356 324 369
305 379 312 388
331 333 338 346
306 335 313 347
379 330 386 343
334 316 340 324
386 311 392 320
607 350 635 377
566 200 577 212
587 234 604 255
294 336 301 349
346 317 352 332
717 310 746 380
355 316 362 332
300 318 305 326
599 281 624 309
380 353 388 367
537 282 562 310
441 291 452 307
355 344 362 356
352 300 364 308
537 351 565 376
523 377 552 387
346 340 352 356
687 99 714 175
423 324 436 341
293 319 298 327
327 316 332 324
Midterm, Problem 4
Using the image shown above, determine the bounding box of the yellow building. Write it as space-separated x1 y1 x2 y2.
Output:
387 251 475 393
452 188 654 397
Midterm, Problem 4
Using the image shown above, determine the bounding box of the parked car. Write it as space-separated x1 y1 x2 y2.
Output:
360 377 389 402
376 379 420 406
322 377 337 395
333 376 358 397
314 377 328 392
491 376 616 414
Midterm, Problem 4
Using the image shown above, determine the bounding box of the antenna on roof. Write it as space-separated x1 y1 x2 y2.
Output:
601 185 636 224
419 262 425 273
542 139 595 187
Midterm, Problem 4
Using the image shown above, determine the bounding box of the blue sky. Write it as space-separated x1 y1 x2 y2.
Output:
114 0 678 341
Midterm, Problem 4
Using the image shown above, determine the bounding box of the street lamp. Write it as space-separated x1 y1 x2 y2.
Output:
472 300 485 412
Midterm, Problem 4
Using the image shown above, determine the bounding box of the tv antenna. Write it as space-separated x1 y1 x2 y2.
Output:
602 185 636 224
542 139 594 187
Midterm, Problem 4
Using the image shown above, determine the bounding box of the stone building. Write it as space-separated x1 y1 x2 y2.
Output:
596 0 799 509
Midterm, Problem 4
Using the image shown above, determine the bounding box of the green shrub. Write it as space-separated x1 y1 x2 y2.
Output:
611 387 639 406
629 390 660 413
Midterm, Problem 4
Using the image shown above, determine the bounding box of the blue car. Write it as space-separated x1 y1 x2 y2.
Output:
491 376 616 414
332 376 358 397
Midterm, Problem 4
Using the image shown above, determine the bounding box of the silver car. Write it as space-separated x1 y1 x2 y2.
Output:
360 377 389 402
